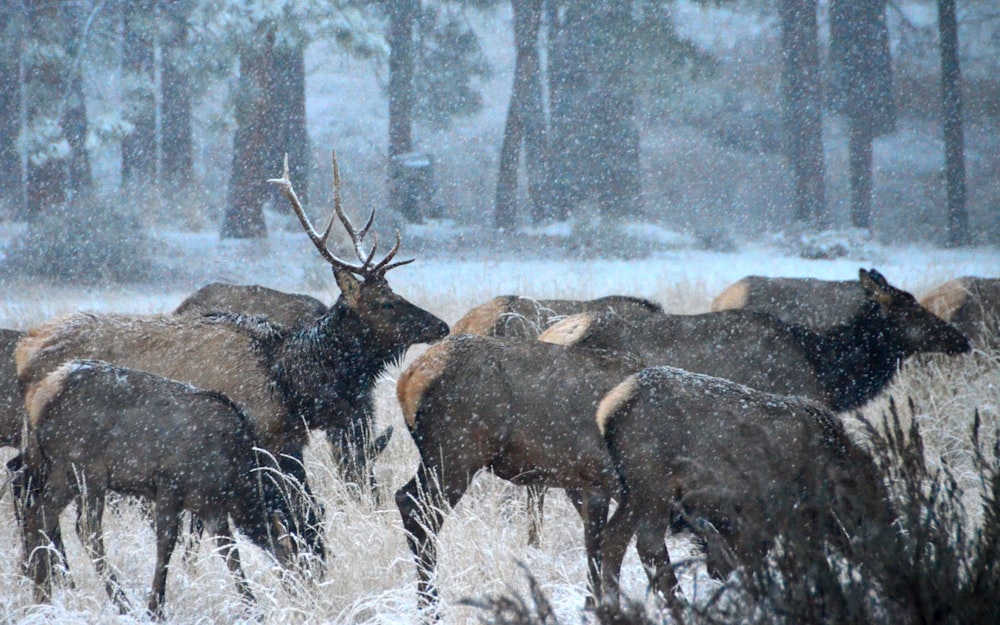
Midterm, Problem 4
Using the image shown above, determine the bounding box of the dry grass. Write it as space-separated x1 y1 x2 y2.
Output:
0 276 996 624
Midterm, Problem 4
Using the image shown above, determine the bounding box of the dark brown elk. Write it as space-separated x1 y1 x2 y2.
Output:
452 295 661 339
1 328 26 448
711 275 867 331
16 154 450 561
596 366 894 608
541 268 970 412
920 276 1000 348
173 282 327 328
19 359 298 617
394 335 644 610
173 282 395 488
450 293 660 546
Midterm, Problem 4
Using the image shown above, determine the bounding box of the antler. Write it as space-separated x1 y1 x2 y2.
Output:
268 151 414 278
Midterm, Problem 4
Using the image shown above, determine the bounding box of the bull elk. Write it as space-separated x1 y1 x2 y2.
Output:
173 282 395 489
394 336 645 611
19 360 299 617
595 366 894 608
452 295 661 339
15 153 450 561
542 268 970 412
711 275 867 331
920 276 1000 348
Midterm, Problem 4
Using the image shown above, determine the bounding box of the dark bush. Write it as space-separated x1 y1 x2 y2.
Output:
3 193 152 284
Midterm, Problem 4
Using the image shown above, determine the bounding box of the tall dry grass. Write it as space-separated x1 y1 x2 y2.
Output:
0 277 996 624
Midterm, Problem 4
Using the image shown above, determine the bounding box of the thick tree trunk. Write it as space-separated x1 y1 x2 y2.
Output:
778 0 827 228
160 0 194 193
388 0 417 220
0 4 24 217
122 0 157 189
938 0 968 247
495 0 544 229
848 122 874 229
269 43 310 209
222 25 274 239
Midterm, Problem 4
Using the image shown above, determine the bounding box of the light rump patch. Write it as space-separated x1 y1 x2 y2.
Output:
450 296 511 335
920 278 970 322
595 374 639 435
26 360 79 428
709 279 750 312
396 341 454 429
14 319 68 379
537 312 594 346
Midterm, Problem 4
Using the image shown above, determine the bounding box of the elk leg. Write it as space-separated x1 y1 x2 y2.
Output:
598 497 640 609
395 463 469 611
567 488 610 607
149 496 182 619
77 490 131 612
525 484 546 548
276 450 326 563
215 520 255 605
634 515 680 600
22 470 74 603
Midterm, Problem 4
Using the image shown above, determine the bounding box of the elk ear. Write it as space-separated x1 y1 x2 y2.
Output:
334 267 362 308
859 268 893 307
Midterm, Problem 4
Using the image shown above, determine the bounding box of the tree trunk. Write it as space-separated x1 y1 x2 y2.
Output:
778 0 827 228
830 0 895 231
122 0 157 190
160 0 194 194
269 42 310 209
0 4 24 218
938 0 968 247
388 0 417 220
222 24 274 239
23 0 68 217
495 0 544 230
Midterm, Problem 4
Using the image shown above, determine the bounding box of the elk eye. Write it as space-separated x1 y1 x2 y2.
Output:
381 302 395 310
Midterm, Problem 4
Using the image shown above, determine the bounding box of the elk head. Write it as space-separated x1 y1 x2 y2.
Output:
859 268 970 357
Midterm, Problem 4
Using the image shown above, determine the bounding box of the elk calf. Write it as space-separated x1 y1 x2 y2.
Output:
711 275 866 331
920 276 1000 348
542 269 970 411
20 360 297 617
395 336 644 609
452 295 661 339
596 366 894 607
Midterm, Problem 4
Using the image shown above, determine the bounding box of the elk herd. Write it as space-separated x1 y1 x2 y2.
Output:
1 154 998 619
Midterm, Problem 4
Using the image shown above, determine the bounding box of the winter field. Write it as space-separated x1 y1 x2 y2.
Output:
0 225 998 624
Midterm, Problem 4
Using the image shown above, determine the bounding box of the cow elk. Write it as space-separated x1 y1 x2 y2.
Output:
450 293 660 546
174 282 328 329
542 268 970 412
15 153 450 561
1 328 26 448
711 275 867 331
395 335 644 611
920 276 1000 349
596 366 894 608
19 360 298 617
452 295 661 339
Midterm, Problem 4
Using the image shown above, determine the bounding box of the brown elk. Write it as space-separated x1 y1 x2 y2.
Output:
452 295 661 339
541 268 970 412
450 293 660 546
596 366 894 608
173 282 395 489
920 276 1000 348
710 275 867 331
19 359 298 617
1 328 26 448
16 154 450 560
173 282 328 329
395 335 644 611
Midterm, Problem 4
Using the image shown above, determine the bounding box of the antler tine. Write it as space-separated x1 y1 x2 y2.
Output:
329 150 375 266
269 154 367 273
371 230 415 276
